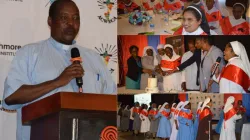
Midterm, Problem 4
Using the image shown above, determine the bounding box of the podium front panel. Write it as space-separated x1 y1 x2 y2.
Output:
30 110 117 140
60 110 116 140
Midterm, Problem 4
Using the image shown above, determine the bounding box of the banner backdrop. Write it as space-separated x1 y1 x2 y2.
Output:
188 93 224 120
0 0 117 139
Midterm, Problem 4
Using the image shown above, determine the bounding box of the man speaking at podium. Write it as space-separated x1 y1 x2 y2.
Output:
2 0 116 140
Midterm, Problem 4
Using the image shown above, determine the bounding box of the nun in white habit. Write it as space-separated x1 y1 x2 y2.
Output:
140 46 158 90
161 44 182 92
170 103 177 126
213 41 250 93
156 44 165 91
170 101 184 140
220 96 242 140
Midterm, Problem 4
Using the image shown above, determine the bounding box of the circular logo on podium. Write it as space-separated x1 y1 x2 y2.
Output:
100 126 117 140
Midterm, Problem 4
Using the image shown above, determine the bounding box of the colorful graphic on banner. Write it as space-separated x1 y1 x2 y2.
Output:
95 43 117 65
97 0 117 23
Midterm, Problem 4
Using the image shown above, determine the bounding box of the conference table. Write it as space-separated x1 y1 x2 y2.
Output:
241 123 250 140
118 12 183 35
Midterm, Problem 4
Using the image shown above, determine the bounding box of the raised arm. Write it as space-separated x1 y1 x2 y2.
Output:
178 49 200 71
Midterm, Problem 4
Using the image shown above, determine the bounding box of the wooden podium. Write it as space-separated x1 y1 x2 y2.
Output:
22 92 117 140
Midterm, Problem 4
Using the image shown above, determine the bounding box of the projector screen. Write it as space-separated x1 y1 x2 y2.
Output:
134 93 152 107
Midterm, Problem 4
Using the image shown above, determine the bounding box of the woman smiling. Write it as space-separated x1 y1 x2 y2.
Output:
174 5 210 35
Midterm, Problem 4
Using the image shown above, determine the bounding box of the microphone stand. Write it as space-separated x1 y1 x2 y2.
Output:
209 120 211 140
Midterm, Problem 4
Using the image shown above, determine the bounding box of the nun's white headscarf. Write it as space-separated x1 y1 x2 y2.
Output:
230 41 250 80
201 98 211 111
158 105 162 110
164 44 177 56
143 46 158 66
197 102 203 111
224 96 235 113
172 103 177 108
159 102 169 112
181 101 190 110
176 101 184 111
157 44 164 50
125 105 129 110
143 46 157 56
204 0 222 13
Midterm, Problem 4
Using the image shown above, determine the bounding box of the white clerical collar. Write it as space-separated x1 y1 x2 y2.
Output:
182 26 204 35
62 45 71 51
228 56 239 62
206 105 211 109
50 37 76 51
153 108 157 110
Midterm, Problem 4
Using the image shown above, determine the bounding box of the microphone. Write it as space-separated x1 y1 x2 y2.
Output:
210 57 221 78
71 48 83 92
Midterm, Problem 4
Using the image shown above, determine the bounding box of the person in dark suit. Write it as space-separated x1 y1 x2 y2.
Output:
126 45 152 89
168 36 204 88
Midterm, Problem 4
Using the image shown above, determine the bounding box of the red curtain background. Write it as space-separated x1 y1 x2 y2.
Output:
118 35 168 86
178 94 187 101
